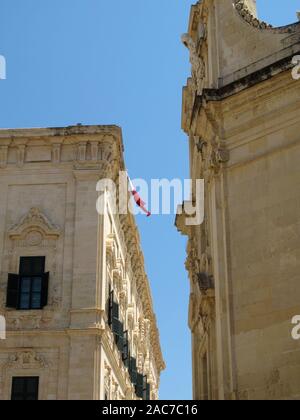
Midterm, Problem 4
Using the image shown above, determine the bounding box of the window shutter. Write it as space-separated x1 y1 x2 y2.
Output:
112 317 119 336
146 383 151 401
105 298 109 323
112 300 119 320
129 357 137 385
124 349 131 369
107 290 113 326
117 322 124 353
112 300 119 336
136 373 144 398
143 375 149 400
6 274 20 308
122 331 129 365
41 272 49 308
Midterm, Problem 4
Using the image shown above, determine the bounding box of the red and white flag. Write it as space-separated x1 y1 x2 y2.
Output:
128 174 151 217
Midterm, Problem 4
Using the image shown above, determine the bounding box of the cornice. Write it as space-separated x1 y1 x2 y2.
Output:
119 211 166 373
233 0 300 33
0 125 125 175
0 124 123 142
193 51 299 111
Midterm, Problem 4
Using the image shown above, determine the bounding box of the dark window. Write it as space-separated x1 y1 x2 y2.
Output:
6 257 49 310
112 300 119 322
136 374 150 400
111 302 119 335
6 274 20 309
146 383 151 401
20 257 45 276
11 377 39 400
136 373 144 398
143 376 150 400
107 290 134 381
129 357 137 386
112 317 124 354
116 320 124 353
122 331 129 367
109 298 125 353
107 290 114 327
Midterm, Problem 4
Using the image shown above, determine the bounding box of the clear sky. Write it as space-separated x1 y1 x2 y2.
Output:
0 0 298 401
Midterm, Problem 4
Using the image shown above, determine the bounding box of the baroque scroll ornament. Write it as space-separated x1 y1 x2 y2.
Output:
181 33 206 95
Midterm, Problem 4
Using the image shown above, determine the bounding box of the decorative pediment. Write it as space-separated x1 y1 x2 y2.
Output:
4 350 49 369
8 207 60 242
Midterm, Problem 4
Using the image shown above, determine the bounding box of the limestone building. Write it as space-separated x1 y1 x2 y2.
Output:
176 0 300 400
0 125 164 400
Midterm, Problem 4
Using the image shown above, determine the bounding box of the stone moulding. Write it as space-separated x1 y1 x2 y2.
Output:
8 207 61 241
0 125 124 177
233 0 300 33
3 350 49 370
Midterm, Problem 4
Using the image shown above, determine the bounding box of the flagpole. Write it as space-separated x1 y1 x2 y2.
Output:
126 171 151 217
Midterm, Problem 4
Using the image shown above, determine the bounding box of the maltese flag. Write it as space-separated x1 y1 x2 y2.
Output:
128 174 151 217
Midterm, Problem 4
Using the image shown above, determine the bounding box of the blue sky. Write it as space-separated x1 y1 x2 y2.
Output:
0 0 298 401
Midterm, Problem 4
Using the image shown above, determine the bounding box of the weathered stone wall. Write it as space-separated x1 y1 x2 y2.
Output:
179 0 300 400
224 72 300 399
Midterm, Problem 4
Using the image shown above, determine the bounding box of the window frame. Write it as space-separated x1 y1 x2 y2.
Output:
18 257 46 310
19 275 43 310
11 376 39 401
6 256 49 311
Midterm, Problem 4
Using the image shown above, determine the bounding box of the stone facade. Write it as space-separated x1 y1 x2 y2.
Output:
177 0 300 400
0 125 164 400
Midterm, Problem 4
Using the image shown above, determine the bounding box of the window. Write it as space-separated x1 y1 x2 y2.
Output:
106 288 113 326
136 374 150 400
136 373 144 398
122 331 129 367
11 377 39 400
129 357 137 386
143 376 150 401
6 257 49 310
107 289 146 398
107 292 125 354
114 319 124 353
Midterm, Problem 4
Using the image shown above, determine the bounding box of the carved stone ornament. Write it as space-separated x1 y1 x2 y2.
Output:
233 0 300 34
234 0 273 29
9 207 61 242
198 139 230 181
181 33 206 95
6 313 54 330
4 350 49 369
185 239 201 284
